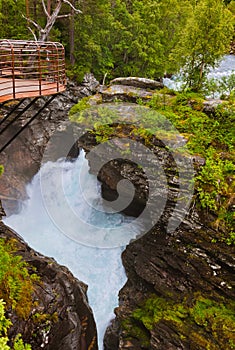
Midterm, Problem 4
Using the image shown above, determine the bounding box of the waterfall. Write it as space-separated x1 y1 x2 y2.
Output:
4 151 143 349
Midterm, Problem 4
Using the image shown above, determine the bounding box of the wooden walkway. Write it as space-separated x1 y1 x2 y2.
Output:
0 40 66 153
0 40 66 103
0 77 65 103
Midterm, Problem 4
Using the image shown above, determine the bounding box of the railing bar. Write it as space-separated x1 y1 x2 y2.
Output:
10 43 16 99
37 45 42 95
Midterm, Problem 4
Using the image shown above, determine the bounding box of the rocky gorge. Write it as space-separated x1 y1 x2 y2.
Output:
0 74 234 349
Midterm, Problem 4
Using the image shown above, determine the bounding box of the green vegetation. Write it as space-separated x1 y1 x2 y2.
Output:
0 0 29 40
125 294 235 349
0 238 42 348
147 91 235 243
69 97 91 116
204 73 235 98
69 0 233 84
0 235 59 348
0 300 31 349
0 238 39 319
171 0 234 90
0 0 233 86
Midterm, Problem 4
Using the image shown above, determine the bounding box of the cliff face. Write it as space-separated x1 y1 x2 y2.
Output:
0 218 98 350
73 82 235 350
104 223 235 350
79 119 235 349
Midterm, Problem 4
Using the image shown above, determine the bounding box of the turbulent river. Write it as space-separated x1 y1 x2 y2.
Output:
4 54 235 349
4 151 143 349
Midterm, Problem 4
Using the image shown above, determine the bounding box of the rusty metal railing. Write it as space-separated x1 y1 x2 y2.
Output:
0 39 66 102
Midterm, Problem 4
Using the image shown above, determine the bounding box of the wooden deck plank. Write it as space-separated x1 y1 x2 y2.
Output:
0 77 65 102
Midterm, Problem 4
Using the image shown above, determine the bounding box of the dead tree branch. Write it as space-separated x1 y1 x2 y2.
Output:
24 0 82 42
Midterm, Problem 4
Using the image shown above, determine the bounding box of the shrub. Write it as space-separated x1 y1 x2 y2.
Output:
0 238 39 319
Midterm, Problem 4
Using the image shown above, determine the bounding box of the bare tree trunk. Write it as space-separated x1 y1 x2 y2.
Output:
47 0 51 15
25 0 30 19
38 1 62 41
69 0 75 65
24 0 81 42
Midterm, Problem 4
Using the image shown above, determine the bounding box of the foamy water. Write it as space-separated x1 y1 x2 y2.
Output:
4 151 143 348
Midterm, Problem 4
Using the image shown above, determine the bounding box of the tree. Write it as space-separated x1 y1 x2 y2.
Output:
171 0 234 90
0 0 29 39
24 0 82 41
71 0 192 81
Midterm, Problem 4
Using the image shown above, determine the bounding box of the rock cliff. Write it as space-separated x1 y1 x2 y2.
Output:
0 217 98 349
103 222 235 350
72 80 235 350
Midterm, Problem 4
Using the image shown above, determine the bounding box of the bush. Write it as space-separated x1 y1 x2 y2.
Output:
0 238 39 319
0 299 31 350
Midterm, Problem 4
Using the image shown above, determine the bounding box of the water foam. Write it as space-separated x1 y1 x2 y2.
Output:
4 151 142 348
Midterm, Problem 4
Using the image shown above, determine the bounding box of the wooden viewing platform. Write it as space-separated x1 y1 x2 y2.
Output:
0 39 66 153
0 39 66 102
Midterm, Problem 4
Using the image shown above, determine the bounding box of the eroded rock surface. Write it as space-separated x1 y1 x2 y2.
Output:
103 223 235 350
74 103 235 350
0 219 98 349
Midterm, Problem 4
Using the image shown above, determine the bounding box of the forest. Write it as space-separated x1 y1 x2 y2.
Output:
0 0 234 89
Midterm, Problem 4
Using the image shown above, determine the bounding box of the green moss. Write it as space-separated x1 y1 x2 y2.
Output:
0 299 31 349
0 238 40 319
122 318 150 348
32 312 58 324
69 97 91 118
131 294 235 349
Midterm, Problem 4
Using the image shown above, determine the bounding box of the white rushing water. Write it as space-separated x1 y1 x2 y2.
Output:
163 54 235 91
4 151 143 349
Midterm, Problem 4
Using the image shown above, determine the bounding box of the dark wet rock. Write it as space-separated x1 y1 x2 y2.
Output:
104 223 235 350
0 220 98 350
110 77 164 90
77 105 196 228
0 199 5 219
